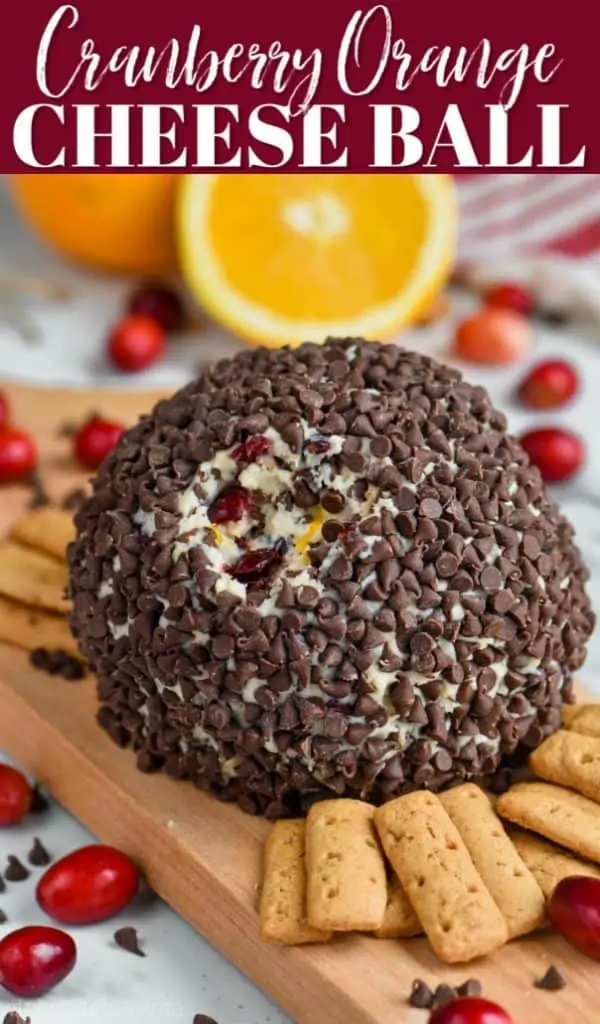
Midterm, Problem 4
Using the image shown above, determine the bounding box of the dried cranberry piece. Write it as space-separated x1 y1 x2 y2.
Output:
231 435 270 464
305 436 329 455
228 548 283 583
208 486 251 524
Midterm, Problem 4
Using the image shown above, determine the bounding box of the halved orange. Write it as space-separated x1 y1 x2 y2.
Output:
177 174 457 347
9 174 178 274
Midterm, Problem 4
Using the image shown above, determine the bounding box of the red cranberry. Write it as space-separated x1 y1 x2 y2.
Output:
0 926 76 997
0 764 32 826
107 314 166 373
231 435 270 464
517 359 580 410
208 486 251 524
0 428 37 484
453 309 532 366
0 391 10 430
36 844 139 925
127 281 185 332
485 281 535 316
519 427 584 483
428 996 514 1024
229 547 283 583
548 875 600 960
74 416 124 470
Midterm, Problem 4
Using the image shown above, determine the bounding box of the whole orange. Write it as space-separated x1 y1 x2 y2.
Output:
9 174 178 274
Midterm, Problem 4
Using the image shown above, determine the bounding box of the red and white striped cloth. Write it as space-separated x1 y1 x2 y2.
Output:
455 174 600 326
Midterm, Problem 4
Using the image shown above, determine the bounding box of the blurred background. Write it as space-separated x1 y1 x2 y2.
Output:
1 171 600 669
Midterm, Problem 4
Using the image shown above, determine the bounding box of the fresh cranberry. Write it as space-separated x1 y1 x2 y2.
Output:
517 359 580 410
208 486 251 524
231 435 271 464
0 926 76 997
453 309 532 366
428 996 514 1024
519 427 584 483
548 875 600 959
107 314 166 373
0 764 32 826
0 391 10 430
229 547 283 583
485 281 535 316
127 281 185 332
73 416 124 470
0 428 37 484
36 844 139 925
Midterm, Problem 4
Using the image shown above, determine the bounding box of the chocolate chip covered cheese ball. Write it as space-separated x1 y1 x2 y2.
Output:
68 339 594 817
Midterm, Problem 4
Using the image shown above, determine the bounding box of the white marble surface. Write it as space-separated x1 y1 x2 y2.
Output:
0 176 599 1023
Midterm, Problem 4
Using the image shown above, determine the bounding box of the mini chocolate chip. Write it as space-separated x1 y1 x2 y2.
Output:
0 909 6 923
4 856 29 882
431 984 457 1009
419 497 442 518
408 979 434 1009
27 838 51 867
433 750 453 772
29 785 49 813
457 979 482 997
296 586 320 608
436 552 459 578
371 436 392 457
409 631 434 656
322 520 344 542
3 1013 31 1024
321 490 345 514
480 566 503 591
534 965 566 991
61 486 87 510
114 926 145 957
193 1017 219 1024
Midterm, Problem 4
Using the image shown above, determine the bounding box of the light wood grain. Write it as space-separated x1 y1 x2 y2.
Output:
1 382 599 1024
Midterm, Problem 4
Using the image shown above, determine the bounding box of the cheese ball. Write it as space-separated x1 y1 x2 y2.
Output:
68 339 594 817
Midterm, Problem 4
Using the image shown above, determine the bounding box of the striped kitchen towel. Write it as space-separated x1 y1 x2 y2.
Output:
455 174 600 327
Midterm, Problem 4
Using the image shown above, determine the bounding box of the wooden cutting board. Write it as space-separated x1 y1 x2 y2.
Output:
0 381 598 1024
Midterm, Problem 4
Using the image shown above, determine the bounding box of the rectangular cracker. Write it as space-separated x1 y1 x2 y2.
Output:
260 820 331 945
373 875 422 939
563 704 600 739
511 831 600 899
497 782 600 863
374 791 508 964
530 729 600 803
9 507 75 563
0 595 80 658
306 799 387 932
0 541 70 614
439 784 545 938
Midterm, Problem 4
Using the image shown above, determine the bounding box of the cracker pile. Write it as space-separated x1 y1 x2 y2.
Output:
260 707 600 964
0 507 79 660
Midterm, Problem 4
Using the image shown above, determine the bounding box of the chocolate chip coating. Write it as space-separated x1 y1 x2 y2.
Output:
68 339 594 816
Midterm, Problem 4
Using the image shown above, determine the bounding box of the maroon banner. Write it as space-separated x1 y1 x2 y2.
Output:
0 0 596 171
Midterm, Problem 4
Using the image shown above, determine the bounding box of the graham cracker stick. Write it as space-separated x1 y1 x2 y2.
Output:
373 875 422 939
0 541 69 614
0 595 79 658
439 783 545 937
563 704 600 739
511 831 600 899
306 799 387 932
497 782 600 863
375 792 508 964
530 729 600 803
260 820 331 945
9 507 75 563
